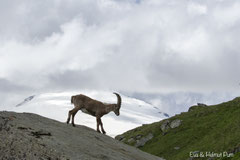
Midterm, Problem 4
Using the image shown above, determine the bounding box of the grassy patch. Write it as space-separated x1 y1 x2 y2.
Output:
116 97 240 160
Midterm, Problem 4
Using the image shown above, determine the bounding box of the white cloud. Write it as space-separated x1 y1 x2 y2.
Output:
0 0 240 108
188 2 207 16
166 27 210 62
213 2 240 28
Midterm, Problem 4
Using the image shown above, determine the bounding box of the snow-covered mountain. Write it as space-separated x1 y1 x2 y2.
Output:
10 90 168 137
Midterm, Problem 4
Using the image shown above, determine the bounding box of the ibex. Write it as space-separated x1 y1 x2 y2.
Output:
66 92 122 134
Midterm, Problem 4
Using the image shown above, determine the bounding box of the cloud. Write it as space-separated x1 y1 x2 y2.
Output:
187 2 207 16
0 78 32 107
130 91 240 115
0 0 240 108
0 78 30 92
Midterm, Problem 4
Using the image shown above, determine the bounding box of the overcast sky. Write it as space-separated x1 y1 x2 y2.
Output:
1 0 240 113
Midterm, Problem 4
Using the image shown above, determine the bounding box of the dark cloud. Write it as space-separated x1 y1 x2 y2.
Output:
47 70 99 90
0 78 32 107
147 52 240 92
0 78 30 92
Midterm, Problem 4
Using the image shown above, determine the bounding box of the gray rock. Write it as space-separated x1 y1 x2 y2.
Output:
197 103 207 107
174 146 180 150
135 133 154 148
127 138 135 143
0 111 163 160
115 135 125 141
160 120 170 132
136 134 142 139
170 119 182 128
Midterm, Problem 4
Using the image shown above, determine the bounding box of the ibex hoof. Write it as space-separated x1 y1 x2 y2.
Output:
66 118 70 124
72 124 76 127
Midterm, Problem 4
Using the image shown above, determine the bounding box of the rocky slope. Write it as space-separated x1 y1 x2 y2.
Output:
0 111 164 160
116 97 240 160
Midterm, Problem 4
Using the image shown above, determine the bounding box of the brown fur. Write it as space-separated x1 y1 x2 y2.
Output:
66 92 121 134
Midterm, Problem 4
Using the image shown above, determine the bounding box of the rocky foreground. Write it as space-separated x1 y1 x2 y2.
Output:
0 111 164 160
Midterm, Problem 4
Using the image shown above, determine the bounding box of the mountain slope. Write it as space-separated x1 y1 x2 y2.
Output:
0 111 164 160
9 91 169 137
115 97 240 160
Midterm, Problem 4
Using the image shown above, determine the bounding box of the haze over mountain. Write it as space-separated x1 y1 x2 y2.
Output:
9 90 168 137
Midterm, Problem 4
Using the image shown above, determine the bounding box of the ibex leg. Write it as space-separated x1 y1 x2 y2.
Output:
71 108 79 127
99 118 106 134
96 117 101 133
67 109 74 124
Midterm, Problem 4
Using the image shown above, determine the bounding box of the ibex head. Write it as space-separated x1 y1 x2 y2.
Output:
113 92 121 116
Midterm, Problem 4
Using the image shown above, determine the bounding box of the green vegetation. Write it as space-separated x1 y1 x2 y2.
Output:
116 97 240 160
